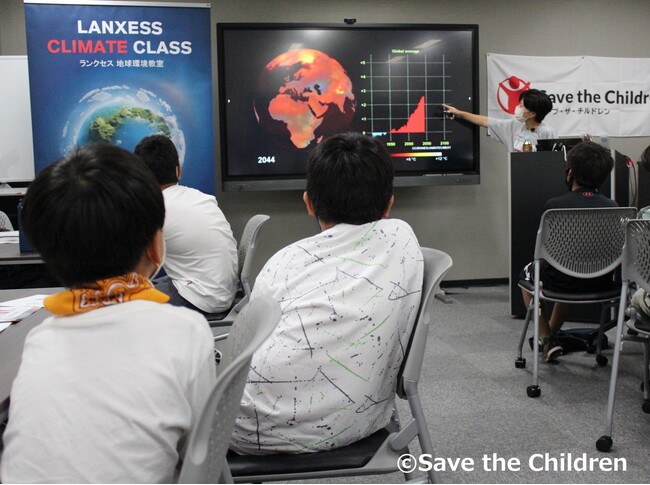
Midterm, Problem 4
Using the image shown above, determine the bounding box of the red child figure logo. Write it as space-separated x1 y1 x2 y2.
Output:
497 76 531 114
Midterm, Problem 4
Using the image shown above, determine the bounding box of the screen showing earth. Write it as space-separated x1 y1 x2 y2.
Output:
218 25 478 184
254 48 356 150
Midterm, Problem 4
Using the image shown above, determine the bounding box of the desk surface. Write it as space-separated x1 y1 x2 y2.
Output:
0 288 59 421
0 243 43 264
0 243 42 265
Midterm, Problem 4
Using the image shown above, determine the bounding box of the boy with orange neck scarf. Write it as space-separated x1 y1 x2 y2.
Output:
0 144 216 483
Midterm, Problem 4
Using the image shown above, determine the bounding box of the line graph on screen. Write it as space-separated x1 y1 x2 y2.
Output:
358 53 456 160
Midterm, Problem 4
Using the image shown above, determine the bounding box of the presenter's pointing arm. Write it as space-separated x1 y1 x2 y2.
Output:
442 104 488 128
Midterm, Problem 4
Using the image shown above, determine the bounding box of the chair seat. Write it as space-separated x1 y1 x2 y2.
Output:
228 428 392 477
518 279 620 302
204 309 230 324
206 292 245 326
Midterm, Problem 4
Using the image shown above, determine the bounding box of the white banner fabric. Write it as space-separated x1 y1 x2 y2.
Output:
487 53 650 137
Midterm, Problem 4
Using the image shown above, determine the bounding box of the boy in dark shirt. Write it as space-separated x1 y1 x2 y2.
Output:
520 141 617 362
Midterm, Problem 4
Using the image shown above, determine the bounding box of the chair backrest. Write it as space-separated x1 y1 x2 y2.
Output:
218 291 279 370
237 215 270 297
535 207 637 278
638 205 650 220
397 247 453 398
0 211 13 231
178 295 281 484
203 215 270 323
622 219 650 294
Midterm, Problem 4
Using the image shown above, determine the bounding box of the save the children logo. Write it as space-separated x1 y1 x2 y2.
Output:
488 54 650 137
497 75 530 114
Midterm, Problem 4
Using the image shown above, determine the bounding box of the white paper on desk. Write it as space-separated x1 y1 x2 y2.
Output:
0 306 40 323
0 294 47 323
0 321 11 333
0 231 19 244
0 295 47 308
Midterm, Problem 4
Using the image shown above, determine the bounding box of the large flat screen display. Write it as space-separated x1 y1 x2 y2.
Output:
217 23 479 191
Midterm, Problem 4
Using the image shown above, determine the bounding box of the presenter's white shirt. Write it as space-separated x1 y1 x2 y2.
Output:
488 117 556 152
0 301 216 484
163 184 238 313
231 218 424 454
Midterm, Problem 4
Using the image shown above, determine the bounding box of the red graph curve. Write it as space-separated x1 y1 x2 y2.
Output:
390 96 426 134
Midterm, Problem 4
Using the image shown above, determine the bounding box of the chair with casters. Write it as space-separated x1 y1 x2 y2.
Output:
0 211 14 231
177 295 282 483
227 247 453 484
205 214 270 329
597 218 650 452
515 207 637 399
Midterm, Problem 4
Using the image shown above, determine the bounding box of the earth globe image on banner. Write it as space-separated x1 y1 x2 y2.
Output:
254 48 356 150
61 85 186 165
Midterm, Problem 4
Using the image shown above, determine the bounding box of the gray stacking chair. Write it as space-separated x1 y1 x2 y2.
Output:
206 214 270 328
177 295 281 483
227 247 453 484
597 218 650 452
516 207 637 398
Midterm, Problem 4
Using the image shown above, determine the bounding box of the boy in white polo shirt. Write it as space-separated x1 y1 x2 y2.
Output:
135 135 238 315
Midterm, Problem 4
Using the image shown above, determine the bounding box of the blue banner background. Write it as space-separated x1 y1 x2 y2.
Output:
25 2 215 194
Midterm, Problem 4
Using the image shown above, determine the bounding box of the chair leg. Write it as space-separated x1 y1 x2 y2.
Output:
528 263 541 398
642 339 650 413
597 286 628 452
416 414 438 482
528 308 541 397
404 383 439 484
595 304 610 367
516 305 532 369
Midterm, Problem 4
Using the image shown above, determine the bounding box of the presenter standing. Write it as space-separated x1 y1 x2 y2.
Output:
443 89 556 152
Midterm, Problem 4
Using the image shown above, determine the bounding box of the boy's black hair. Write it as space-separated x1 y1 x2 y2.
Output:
520 89 553 122
567 141 613 189
134 135 179 186
306 132 393 225
22 143 165 288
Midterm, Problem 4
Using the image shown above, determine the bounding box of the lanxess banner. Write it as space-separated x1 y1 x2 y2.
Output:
24 1 215 194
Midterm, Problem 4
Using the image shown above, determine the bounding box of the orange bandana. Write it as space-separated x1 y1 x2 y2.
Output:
44 272 170 316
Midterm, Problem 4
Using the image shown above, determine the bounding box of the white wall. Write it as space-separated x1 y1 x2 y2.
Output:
3 0 649 282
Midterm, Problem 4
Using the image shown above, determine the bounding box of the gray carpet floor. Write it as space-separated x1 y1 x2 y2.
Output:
299 285 650 484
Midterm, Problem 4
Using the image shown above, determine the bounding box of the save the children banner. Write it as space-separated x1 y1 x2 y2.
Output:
487 53 650 138
24 0 215 194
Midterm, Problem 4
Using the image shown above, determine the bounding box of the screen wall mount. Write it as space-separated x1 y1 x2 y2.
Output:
217 23 479 191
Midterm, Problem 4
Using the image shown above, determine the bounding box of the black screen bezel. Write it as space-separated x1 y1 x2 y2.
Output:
216 22 480 191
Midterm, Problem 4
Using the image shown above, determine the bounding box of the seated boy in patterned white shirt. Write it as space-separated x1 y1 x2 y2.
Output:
231 132 424 454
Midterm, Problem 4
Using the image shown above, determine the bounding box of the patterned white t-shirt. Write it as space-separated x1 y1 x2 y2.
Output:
231 218 423 454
